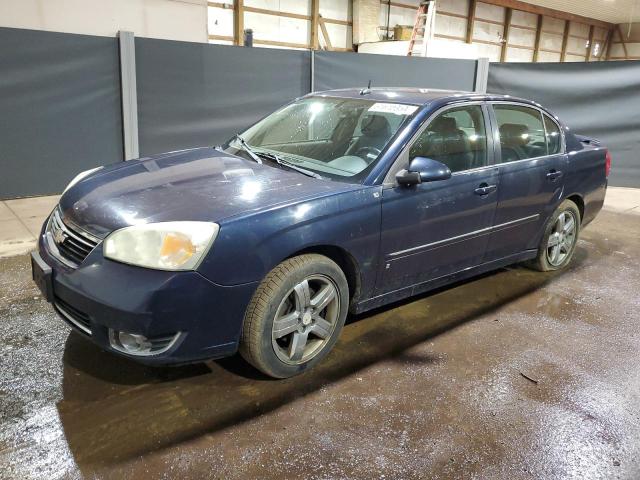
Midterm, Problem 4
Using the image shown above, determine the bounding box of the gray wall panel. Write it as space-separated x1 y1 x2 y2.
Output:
314 51 478 92
0 27 123 199
488 61 640 188
135 39 311 156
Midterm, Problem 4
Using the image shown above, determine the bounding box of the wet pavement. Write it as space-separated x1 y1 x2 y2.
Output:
1 209 639 479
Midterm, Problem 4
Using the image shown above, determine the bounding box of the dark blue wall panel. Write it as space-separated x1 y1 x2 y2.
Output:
314 51 478 92
488 60 640 188
135 39 311 156
0 27 123 199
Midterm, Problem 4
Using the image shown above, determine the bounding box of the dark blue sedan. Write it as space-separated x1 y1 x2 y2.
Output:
31 88 609 378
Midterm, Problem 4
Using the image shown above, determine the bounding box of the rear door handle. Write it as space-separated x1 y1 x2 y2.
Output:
474 183 497 196
546 169 563 181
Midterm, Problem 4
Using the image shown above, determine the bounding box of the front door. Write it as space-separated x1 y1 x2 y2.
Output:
484 103 567 262
376 103 499 295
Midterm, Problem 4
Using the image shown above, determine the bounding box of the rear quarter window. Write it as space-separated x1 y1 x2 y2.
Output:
544 114 563 155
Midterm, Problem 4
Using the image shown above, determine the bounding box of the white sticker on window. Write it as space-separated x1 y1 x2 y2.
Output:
368 103 419 116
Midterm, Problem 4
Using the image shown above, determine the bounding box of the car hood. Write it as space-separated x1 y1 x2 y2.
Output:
59 147 359 238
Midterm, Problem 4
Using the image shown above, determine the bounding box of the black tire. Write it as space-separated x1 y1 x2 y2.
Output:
528 199 581 272
239 254 349 378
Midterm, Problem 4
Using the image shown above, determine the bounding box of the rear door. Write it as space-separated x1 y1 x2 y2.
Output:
483 102 567 262
375 102 499 295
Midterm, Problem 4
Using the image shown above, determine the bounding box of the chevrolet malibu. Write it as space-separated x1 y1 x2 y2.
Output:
31 88 609 378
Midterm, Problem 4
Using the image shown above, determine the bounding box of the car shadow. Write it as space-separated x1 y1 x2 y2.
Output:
56 247 591 473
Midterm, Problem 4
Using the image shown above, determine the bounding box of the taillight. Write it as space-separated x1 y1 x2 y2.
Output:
605 150 612 178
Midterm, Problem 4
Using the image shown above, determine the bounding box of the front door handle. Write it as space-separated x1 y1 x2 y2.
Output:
474 183 497 196
546 169 563 181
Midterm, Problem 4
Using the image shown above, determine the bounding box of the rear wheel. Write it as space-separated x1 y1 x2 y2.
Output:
239 254 349 378
528 199 580 272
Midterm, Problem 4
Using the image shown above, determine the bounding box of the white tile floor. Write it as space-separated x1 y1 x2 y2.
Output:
0 188 638 259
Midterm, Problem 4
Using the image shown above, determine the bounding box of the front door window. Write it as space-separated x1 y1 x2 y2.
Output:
409 105 488 172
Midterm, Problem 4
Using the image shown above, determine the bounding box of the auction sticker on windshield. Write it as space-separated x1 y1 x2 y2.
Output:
368 103 419 115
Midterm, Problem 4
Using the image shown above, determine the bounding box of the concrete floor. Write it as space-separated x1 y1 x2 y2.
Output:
0 195 60 258
1 193 640 479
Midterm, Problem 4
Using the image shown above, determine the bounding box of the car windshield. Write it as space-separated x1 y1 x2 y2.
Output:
221 96 419 182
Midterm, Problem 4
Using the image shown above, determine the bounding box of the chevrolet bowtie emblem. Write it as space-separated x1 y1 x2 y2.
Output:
53 227 67 244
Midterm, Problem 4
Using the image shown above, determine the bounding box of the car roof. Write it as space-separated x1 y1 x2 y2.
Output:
310 87 540 108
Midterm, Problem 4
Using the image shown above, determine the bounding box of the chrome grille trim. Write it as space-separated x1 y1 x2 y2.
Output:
46 208 101 268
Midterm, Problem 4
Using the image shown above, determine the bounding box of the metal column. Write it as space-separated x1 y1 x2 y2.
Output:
118 31 140 160
474 57 489 94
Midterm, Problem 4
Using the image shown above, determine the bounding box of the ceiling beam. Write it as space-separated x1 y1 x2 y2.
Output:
560 20 569 61
586 24 595 61
233 0 244 46
478 0 614 29
466 0 477 44
318 15 333 50
533 14 543 62
617 25 629 58
604 28 614 60
500 8 512 62
311 0 320 49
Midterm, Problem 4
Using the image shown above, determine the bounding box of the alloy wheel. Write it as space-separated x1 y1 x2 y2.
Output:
271 274 340 365
546 210 577 267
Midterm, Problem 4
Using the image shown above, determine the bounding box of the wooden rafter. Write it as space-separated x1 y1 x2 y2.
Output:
560 20 569 62
243 6 308 21
438 10 467 20
617 25 629 58
318 15 333 50
500 8 512 62
233 0 243 46
604 28 614 60
533 14 543 61
311 0 320 49
208 0 352 51
586 25 595 61
379 0 415 10
477 0 613 29
466 0 477 44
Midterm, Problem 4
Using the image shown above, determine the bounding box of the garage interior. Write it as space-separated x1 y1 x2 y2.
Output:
1 0 640 479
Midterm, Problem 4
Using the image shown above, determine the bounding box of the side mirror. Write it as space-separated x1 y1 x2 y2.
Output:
396 157 451 186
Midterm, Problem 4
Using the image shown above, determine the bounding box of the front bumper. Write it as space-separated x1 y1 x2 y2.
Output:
35 233 258 365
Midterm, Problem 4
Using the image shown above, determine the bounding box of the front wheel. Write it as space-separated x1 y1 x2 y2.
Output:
239 254 349 378
528 199 581 272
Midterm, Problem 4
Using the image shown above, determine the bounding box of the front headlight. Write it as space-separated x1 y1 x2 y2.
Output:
103 222 219 271
62 166 103 194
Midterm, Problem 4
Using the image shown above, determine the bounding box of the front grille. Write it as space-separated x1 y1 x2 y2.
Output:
54 296 92 336
47 208 100 267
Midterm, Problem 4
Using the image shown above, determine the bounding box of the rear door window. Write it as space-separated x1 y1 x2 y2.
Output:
493 104 547 162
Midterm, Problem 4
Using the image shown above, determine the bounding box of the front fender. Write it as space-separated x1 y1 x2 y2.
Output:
198 186 383 300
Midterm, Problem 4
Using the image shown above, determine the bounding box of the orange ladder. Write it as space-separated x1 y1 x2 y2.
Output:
407 1 436 57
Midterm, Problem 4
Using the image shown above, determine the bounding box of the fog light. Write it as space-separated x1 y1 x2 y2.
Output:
118 332 152 353
109 329 182 356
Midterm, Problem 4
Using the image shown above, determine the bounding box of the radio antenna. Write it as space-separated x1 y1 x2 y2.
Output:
360 80 372 95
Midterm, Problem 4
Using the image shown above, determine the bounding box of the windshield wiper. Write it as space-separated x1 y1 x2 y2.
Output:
255 151 323 179
233 135 262 164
